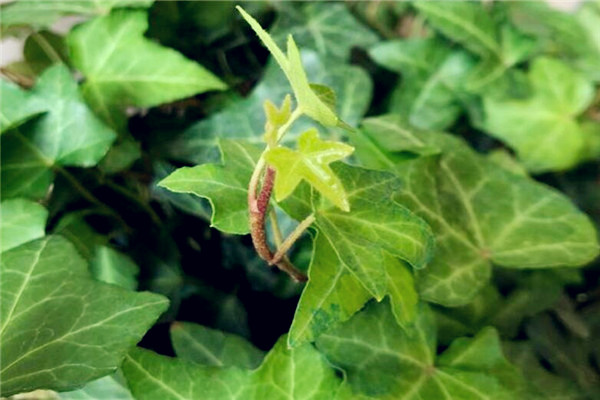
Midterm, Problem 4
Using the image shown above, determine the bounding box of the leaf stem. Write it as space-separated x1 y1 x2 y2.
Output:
275 107 302 144
270 213 315 266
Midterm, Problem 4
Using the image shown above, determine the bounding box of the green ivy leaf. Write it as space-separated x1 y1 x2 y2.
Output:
0 236 168 397
483 57 595 172
317 301 531 400
159 140 262 234
289 232 417 347
0 198 48 253
170 322 264 369
0 0 153 32
122 336 344 400
171 51 372 165
270 2 378 61
90 246 140 290
356 115 599 306
52 212 108 260
1 65 116 199
309 163 434 299
369 38 475 130
414 1 502 59
237 6 341 127
265 128 354 211
0 79 47 134
67 9 226 129
59 372 134 400
508 1 600 81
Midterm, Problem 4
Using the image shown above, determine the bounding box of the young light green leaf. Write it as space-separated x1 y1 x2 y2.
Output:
0 79 47 134
0 198 47 253
317 301 532 400
263 94 292 147
1 65 116 199
357 115 599 306
170 322 264 369
172 52 372 165
67 10 226 129
159 140 262 234
122 336 344 400
483 57 595 172
265 129 354 211
90 246 140 290
0 236 168 397
237 6 340 127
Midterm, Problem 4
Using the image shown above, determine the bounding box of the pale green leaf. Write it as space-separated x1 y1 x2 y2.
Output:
317 301 531 400
170 322 264 369
159 140 262 234
0 0 153 31
60 372 134 400
171 51 372 165
265 129 354 210
270 2 378 61
1 65 116 199
67 9 226 128
414 1 502 59
0 235 169 397
0 198 47 253
90 246 139 290
0 79 47 134
357 115 599 306
122 336 344 400
483 57 595 172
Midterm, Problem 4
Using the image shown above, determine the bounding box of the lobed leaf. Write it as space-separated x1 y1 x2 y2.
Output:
0 235 168 396
483 57 595 172
265 128 354 211
158 139 262 234
67 9 226 129
122 336 344 400
317 301 532 400
0 79 47 134
170 322 264 369
1 65 117 199
356 115 599 306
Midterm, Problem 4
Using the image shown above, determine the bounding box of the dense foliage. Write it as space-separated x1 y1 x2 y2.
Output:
1 1 599 399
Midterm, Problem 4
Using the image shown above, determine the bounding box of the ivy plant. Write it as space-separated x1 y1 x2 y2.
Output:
0 1 599 399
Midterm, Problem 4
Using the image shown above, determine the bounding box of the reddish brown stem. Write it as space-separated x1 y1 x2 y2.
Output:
248 166 307 282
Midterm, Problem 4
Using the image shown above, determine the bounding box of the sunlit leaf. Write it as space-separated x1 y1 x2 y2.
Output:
67 9 226 129
265 128 354 211
0 198 47 253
